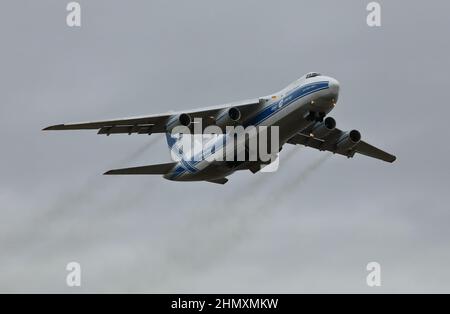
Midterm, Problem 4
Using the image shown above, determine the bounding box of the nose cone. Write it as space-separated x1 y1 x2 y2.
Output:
329 77 340 98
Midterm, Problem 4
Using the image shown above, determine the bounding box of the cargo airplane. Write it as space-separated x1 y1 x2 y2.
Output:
43 72 396 184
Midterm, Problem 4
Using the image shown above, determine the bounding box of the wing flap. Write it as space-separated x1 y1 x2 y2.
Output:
97 124 155 135
287 133 325 150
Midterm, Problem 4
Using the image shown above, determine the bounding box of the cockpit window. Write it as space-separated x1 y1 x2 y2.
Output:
305 72 321 79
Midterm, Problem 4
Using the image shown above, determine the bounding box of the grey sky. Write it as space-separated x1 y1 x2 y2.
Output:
0 0 449 292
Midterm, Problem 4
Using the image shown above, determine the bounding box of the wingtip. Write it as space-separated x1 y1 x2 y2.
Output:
103 169 125 175
42 124 65 131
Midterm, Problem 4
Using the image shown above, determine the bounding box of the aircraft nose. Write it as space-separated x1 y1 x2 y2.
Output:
329 78 339 94
328 77 340 101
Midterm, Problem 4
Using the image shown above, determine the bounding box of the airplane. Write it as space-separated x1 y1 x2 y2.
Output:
43 72 396 184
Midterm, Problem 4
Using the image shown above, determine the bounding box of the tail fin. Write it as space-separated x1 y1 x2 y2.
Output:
104 162 177 175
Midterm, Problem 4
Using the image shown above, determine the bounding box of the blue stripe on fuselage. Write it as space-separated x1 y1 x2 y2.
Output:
244 81 329 127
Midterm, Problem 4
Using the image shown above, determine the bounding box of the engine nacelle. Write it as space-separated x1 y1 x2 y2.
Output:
166 113 192 131
311 117 336 139
215 107 242 128
336 130 361 151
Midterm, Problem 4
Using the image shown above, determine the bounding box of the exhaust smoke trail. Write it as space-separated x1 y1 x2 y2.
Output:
144 150 334 292
42 136 161 220
112 137 162 167
144 146 310 290
265 153 332 206
178 146 302 236
237 146 300 197
1 137 161 253
214 152 332 247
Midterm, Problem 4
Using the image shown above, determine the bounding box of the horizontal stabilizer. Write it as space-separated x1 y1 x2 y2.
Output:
104 162 176 175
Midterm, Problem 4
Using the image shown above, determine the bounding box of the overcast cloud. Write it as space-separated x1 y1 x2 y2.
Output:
0 0 449 293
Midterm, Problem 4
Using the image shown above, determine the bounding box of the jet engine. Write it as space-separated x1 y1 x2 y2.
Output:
311 117 336 139
215 107 242 128
166 113 192 131
336 130 361 151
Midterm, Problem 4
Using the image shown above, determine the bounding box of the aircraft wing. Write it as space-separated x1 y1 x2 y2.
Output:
43 98 262 135
287 126 396 163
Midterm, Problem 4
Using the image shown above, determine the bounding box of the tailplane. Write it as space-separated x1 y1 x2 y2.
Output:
104 162 177 175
